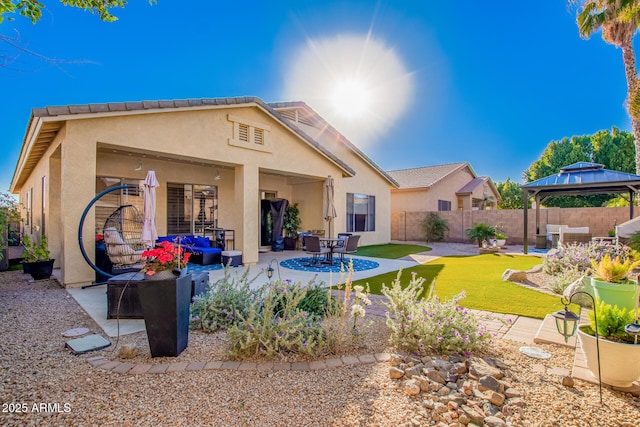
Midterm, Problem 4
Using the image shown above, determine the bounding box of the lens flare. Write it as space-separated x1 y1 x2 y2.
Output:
282 33 413 148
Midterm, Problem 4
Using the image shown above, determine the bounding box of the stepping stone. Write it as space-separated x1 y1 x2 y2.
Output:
62 327 90 337
519 346 551 359
65 334 111 354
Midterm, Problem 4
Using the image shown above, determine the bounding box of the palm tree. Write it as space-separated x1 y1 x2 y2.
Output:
574 0 640 174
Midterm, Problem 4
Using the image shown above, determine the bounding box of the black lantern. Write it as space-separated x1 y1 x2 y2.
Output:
266 258 280 281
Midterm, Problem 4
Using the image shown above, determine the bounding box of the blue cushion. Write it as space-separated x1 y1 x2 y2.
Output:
185 246 221 254
157 235 177 243
180 236 195 246
194 236 210 248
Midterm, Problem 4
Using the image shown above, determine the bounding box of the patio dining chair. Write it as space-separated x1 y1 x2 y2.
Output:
333 234 360 262
304 235 330 266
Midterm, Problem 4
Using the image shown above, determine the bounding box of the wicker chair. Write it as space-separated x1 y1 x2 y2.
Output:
559 227 591 246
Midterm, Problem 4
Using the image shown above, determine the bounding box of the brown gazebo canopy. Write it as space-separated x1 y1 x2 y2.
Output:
522 162 640 253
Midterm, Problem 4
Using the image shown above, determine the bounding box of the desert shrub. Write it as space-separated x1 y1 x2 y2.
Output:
190 267 261 332
274 280 338 320
543 241 634 276
550 266 583 295
381 271 490 355
228 279 327 358
421 212 450 242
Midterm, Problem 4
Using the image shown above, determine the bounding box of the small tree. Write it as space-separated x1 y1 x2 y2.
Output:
283 203 301 238
465 223 496 247
0 191 20 261
421 212 449 242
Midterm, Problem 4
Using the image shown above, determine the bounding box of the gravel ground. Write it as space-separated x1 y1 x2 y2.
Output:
2 270 640 426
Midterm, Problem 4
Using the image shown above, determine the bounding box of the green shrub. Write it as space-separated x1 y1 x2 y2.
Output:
381 270 490 355
550 266 583 295
421 212 450 242
190 267 261 332
227 279 327 358
465 223 496 247
586 300 638 344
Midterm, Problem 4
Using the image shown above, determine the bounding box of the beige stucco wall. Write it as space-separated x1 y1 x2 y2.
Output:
14 103 392 287
391 206 638 244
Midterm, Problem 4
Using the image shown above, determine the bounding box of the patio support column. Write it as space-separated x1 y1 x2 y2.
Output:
61 132 97 287
234 164 259 265
523 189 529 254
630 190 635 219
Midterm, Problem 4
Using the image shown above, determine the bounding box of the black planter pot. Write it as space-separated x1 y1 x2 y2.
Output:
136 273 191 357
24 259 55 280
283 237 297 250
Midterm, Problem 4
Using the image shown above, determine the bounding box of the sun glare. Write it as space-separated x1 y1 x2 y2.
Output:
282 34 413 147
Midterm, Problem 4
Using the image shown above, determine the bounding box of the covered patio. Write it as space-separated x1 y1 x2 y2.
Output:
522 162 640 253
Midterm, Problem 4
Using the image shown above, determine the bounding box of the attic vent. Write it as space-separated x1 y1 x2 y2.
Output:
279 110 297 121
238 124 249 142
254 128 264 145
227 114 271 153
298 115 316 126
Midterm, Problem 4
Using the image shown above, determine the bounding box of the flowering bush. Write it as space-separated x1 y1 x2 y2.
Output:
382 270 491 355
190 267 260 332
227 278 327 358
141 241 190 275
543 241 634 276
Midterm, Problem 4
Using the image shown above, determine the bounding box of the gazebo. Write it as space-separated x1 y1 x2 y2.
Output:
522 162 640 254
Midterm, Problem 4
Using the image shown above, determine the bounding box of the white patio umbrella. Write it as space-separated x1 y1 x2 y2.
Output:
141 170 159 248
324 175 337 238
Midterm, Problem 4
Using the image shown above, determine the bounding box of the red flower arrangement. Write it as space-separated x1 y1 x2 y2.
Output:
141 241 191 276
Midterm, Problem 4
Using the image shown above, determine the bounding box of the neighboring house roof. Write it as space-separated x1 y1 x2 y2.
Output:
456 176 502 202
387 162 471 189
12 96 393 191
456 177 486 195
269 101 398 188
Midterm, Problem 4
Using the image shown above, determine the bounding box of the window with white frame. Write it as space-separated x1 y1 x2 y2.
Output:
346 193 375 232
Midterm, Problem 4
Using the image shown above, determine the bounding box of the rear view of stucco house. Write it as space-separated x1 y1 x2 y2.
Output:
10 96 398 287
388 162 501 213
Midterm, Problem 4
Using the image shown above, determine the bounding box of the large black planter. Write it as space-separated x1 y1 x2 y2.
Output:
24 259 55 280
136 273 191 357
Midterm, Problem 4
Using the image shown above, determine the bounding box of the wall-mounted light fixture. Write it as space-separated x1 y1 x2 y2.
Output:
214 169 221 180
135 160 143 171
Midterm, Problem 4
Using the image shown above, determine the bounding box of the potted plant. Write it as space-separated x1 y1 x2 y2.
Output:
494 232 507 247
589 254 640 311
136 241 192 357
22 234 55 280
577 300 640 387
283 202 301 250
465 223 496 248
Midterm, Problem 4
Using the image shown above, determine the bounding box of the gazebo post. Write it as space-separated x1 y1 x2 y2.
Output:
535 194 541 235
523 189 529 254
630 190 635 220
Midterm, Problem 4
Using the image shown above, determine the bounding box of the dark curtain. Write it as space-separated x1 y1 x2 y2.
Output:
270 199 289 251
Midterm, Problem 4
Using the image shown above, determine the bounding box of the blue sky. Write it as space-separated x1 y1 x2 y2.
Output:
0 1 632 192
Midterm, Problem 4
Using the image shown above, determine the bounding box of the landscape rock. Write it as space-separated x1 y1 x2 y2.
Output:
485 390 506 406
502 269 527 283
484 415 507 427
478 375 502 392
562 376 575 387
468 357 503 379
404 379 421 396
461 404 485 426
504 387 521 398
389 367 405 379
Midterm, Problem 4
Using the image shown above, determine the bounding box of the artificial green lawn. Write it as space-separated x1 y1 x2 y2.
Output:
353 254 569 319
355 243 431 259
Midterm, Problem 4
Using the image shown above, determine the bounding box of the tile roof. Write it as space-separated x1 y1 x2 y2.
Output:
16 96 398 190
456 177 485 195
387 162 470 189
